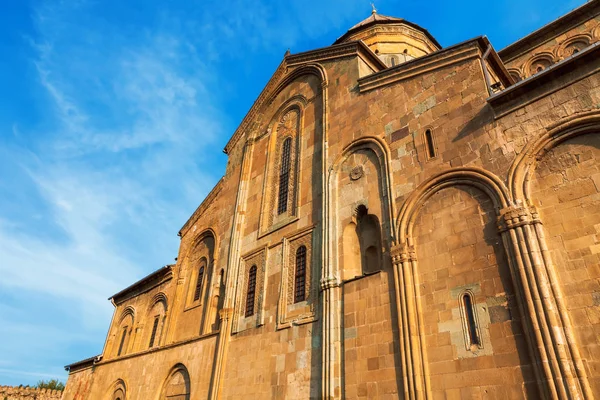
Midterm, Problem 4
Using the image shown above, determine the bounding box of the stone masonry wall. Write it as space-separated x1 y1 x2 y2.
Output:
0 386 62 400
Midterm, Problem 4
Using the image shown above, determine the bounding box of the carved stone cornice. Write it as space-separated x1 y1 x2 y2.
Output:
498 204 541 232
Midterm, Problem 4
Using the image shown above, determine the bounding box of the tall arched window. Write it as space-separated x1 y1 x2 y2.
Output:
294 246 307 303
193 265 205 302
461 293 480 347
277 137 292 214
245 265 257 317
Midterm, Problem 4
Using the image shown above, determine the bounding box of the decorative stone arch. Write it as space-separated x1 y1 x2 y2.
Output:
266 63 328 106
507 68 523 83
107 379 127 400
594 24 600 40
257 95 308 234
524 52 556 77
158 363 191 400
509 109 600 204
396 167 509 242
558 34 592 59
111 306 136 357
505 110 599 398
391 167 510 399
145 292 168 349
327 135 396 279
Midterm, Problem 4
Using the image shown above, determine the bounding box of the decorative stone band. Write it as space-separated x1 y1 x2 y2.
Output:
320 275 340 290
497 204 542 232
391 243 417 264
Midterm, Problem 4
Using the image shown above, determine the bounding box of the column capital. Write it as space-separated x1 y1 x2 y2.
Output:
391 243 416 263
218 308 234 321
320 275 340 290
498 204 540 231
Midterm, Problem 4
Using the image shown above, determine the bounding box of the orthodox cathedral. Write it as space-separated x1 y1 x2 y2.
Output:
63 1 600 398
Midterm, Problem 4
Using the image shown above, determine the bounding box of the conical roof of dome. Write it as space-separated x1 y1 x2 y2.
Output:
334 11 441 48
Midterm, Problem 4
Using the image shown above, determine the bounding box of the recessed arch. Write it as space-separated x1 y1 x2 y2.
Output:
117 306 135 325
148 292 168 312
159 363 191 400
509 110 600 203
327 136 396 280
524 52 555 77
395 167 510 242
107 378 127 400
558 34 591 59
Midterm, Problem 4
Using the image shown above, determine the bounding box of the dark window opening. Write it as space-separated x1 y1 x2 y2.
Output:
463 294 480 347
148 316 159 348
425 129 436 159
245 265 257 317
390 56 397 67
294 246 307 303
194 265 205 301
277 137 292 215
117 327 127 356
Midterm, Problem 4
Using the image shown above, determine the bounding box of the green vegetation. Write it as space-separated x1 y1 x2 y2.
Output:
36 379 65 391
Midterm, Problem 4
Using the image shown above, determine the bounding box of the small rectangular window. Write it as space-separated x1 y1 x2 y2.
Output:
117 327 127 356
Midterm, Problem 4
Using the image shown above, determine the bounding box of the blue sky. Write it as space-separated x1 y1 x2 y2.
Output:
0 0 583 386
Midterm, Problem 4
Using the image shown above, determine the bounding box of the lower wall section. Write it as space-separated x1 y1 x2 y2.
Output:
343 271 402 399
63 334 217 400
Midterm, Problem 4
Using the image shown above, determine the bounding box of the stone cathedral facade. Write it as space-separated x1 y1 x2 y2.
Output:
63 2 600 399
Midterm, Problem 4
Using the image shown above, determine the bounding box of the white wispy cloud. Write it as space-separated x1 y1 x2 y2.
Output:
0 0 370 386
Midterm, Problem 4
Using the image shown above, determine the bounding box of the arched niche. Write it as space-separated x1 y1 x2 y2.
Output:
108 379 126 400
147 293 168 349
160 364 191 400
112 307 135 357
330 138 395 281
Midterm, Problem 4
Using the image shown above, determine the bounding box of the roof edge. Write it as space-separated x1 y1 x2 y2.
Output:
109 265 173 303
499 0 600 62
64 355 101 372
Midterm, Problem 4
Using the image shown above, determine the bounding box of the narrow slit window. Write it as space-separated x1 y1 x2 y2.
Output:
294 246 307 303
425 129 436 159
390 56 397 67
148 316 159 348
277 137 292 215
117 327 127 356
245 265 257 317
193 265 205 301
462 294 480 347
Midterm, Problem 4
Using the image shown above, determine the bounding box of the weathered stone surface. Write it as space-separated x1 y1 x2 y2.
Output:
62 3 600 399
